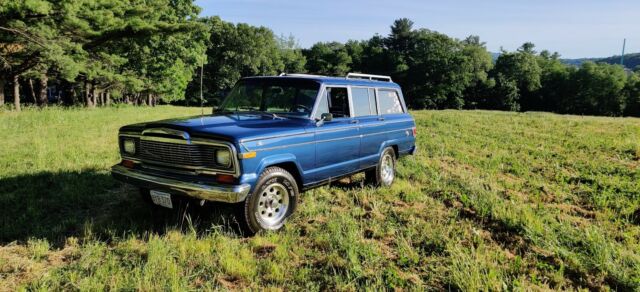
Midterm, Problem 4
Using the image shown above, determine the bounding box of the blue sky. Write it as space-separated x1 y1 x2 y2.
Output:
195 0 639 59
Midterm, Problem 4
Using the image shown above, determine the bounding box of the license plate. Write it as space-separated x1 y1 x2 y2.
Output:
150 190 173 209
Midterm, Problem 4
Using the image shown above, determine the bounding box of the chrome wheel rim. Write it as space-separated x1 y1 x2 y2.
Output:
256 183 289 225
380 153 394 185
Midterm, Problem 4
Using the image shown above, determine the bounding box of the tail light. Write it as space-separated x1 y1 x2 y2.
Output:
412 127 417 137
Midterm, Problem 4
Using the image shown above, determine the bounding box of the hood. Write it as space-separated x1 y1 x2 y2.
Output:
121 114 311 142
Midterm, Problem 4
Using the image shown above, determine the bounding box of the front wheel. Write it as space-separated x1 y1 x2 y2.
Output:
240 166 299 234
365 147 396 187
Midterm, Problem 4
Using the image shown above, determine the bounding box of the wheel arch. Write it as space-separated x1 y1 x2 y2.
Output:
268 162 303 191
255 154 304 190
379 142 400 159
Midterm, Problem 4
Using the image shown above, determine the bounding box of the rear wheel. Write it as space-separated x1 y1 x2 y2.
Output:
240 166 298 234
365 147 396 187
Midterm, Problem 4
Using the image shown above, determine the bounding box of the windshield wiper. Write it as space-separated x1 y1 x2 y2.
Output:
250 110 284 119
218 109 285 120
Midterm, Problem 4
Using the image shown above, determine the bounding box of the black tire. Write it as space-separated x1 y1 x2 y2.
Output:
239 166 299 234
365 147 396 187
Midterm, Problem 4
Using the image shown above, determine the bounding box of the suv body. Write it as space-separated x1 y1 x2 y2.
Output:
112 73 417 232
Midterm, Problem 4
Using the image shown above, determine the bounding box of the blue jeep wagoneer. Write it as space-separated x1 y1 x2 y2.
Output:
112 73 417 233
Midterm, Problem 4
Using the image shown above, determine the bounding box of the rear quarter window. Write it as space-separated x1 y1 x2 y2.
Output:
378 89 404 114
352 87 377 116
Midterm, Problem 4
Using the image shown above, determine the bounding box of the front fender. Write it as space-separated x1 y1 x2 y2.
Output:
255 153 302 178
239 153 303 191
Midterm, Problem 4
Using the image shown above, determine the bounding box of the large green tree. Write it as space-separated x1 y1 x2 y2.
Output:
187 17 300 106
623 73 640 117
490 43 542 111
531 50 574 112
303 42 352 76
562 62 627 116
278 34 306 74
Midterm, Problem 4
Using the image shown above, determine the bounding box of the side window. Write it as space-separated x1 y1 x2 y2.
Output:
318 87 350 118
378 89 404 114
368 88 378 115
352 87 374 117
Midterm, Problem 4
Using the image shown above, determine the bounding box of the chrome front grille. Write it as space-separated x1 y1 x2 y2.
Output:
139 140 220 168
140 140 215 168
119 128 239 176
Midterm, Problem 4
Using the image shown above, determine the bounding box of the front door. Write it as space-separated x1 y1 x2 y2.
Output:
312 86 360 182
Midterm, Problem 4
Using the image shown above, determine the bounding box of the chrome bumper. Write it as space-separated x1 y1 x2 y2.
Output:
111 164 251 203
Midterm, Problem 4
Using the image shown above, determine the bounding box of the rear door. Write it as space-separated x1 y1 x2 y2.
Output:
351 87 386 169
311 86 360 182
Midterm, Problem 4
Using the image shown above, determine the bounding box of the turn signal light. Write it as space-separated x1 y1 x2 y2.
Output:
216 174 235 184
240 151 257 159
121 159 135 168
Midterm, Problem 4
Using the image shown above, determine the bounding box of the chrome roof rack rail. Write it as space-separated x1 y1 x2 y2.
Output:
346 73 393 82
279 73 326 78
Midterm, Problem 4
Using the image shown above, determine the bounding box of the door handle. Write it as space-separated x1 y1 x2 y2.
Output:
377 117 385 121
350 119 359 124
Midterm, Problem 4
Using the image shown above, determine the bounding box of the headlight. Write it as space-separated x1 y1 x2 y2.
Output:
123 139 136 155
215 149 231 167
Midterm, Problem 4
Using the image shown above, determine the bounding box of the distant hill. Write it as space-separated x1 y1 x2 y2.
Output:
561 53 640 70
490 51 639 71
598 53 640 70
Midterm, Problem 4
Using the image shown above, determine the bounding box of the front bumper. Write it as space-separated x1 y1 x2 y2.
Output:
111 164 251 203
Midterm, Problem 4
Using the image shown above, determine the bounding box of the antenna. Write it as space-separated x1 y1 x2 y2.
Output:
621 38 626 66
200 62 204 116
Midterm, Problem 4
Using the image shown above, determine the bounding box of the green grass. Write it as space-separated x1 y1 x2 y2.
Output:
1 106 639 290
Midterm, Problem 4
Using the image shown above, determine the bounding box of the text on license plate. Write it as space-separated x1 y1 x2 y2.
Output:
150 190 173 209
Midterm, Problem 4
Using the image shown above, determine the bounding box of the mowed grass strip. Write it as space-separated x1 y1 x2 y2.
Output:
0 106 639 290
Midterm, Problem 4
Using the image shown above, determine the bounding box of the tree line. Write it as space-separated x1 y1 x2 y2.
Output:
300 19 640 116
2 1 639 117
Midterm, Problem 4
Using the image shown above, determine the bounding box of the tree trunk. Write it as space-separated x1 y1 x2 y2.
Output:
71 87 77 105
148 93 153 107
38 74 48 106
13 75 20 111
105 91 111 106
0 75 5 106
84 81 92 107
28 79 37 104
91 83 97 107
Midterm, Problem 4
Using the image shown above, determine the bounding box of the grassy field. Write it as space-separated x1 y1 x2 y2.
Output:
1 106 639 290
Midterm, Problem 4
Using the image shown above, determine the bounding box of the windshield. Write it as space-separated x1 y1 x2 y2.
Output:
218 78 320 118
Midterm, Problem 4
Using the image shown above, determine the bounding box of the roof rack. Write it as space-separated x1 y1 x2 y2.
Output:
346 73 393 82
279 73 326 78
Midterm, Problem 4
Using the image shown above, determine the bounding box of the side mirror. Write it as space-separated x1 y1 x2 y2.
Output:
315 113 333 127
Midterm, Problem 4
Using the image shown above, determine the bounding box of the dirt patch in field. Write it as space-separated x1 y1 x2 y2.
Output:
551 203 597 219
0 243 76 291
252 244 276 259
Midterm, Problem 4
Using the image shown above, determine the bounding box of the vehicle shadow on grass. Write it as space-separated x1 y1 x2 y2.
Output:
0 170 245 247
